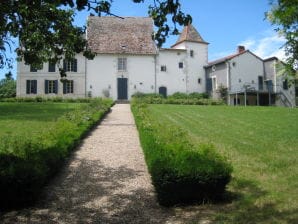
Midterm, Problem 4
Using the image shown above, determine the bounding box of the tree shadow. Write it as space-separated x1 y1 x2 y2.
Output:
212 178 298 224
1 158 297 224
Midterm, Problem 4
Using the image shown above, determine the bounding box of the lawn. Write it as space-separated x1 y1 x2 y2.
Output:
0 102 82 137
148 104 298 224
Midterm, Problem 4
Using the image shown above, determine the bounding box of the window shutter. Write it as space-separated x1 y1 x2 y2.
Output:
73 59 77 72
33 80 37 94
63 81 66 94
206 78 212 91
45 80 49 94
71 80 74 93
54 80 58 94
63 60 66 71
26 80 30 94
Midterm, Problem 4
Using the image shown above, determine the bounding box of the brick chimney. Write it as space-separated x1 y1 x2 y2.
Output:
237 45 245 53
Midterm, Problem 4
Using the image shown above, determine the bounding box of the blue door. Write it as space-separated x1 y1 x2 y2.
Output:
117 78 128 100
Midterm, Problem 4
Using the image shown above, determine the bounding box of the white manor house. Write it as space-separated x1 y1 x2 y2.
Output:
17 16 296 107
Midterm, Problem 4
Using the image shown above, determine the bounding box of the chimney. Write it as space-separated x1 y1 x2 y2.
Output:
237 45 245 53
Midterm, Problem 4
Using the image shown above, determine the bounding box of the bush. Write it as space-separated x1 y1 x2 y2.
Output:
130 92 222 105
0 98 113 207
131 100 232 206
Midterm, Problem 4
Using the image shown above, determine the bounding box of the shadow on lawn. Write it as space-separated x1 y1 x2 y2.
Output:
0 156 297 223
214 178 298 224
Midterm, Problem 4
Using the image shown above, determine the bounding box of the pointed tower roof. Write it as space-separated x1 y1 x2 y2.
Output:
171 24 208 48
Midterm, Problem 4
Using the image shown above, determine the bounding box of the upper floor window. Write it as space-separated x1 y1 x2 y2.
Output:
63 80 74 94
26 80 37 94
30 64 43 72
118 58 127 71
48 61 56 72
179 62 183 69
258 76 263 90
283 79 288 90
63 59 77 72
161 65 167 72
45 80 58 94
190 50 194 57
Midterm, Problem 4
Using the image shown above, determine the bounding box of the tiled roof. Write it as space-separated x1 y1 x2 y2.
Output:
87 16 157 55
172 24 208 47
206 50 248 67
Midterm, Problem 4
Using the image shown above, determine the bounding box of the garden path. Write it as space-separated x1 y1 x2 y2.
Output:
1 104 212 224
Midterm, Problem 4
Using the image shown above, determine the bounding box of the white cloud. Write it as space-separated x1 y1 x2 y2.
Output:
239 30 287 60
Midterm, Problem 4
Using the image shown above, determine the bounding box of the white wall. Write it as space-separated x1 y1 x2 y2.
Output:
86 54 156 100
17 54 86 98
172 41 208 93
229 52 264 93
156 49 188 95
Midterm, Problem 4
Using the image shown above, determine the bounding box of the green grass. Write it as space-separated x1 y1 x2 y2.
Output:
148 104 298 223
0 102 82 137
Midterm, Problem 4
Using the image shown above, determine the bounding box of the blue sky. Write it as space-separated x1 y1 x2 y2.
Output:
0 0 285 79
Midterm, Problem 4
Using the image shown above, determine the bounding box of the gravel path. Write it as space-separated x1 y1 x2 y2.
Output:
0 104 212 224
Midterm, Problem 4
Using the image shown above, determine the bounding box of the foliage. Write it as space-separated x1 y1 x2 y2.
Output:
1 0 191 73
267 0 298 75
0 71 16 98
217 84 228 102
0 98 113 207
149 104 298 222
131 100 232 206
0 96 98 103
132 92 223 105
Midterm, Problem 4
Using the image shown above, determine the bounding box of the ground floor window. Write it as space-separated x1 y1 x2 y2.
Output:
63 80 74 94
159 86 167 98
45 80 58 94
26 80 37 94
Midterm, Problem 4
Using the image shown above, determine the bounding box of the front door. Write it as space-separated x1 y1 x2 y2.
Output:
117 78 128 100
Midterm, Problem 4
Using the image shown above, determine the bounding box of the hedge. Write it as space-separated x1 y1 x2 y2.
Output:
0 98 113 207
131 92 224 105
131 100 232 206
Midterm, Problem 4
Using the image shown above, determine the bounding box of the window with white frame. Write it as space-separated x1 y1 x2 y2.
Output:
179 62 183 68
118 58 127 71
63 59 77 72
45 80 58 94
63 80 74 94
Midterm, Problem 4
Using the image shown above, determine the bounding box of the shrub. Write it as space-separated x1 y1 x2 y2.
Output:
0 98 113 207
131 100 232 206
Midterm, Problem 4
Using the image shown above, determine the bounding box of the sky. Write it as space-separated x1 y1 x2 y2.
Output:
0 0 285 80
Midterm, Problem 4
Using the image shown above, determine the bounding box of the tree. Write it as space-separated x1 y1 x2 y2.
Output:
0 72 16 98
266 0 298 76
0 0 192 77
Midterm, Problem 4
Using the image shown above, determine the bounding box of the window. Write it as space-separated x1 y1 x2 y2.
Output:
45 80 58 94
190 50 194 57
179 62 183 68
30 65 37 72
258 76 263 90
63 80 74 94
283 79 288 90
26 80 37 94
212 77 217 91
118 58 127 71
63 59 77 72
48 61 56 72
161 65 167 72
198 78 201 84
